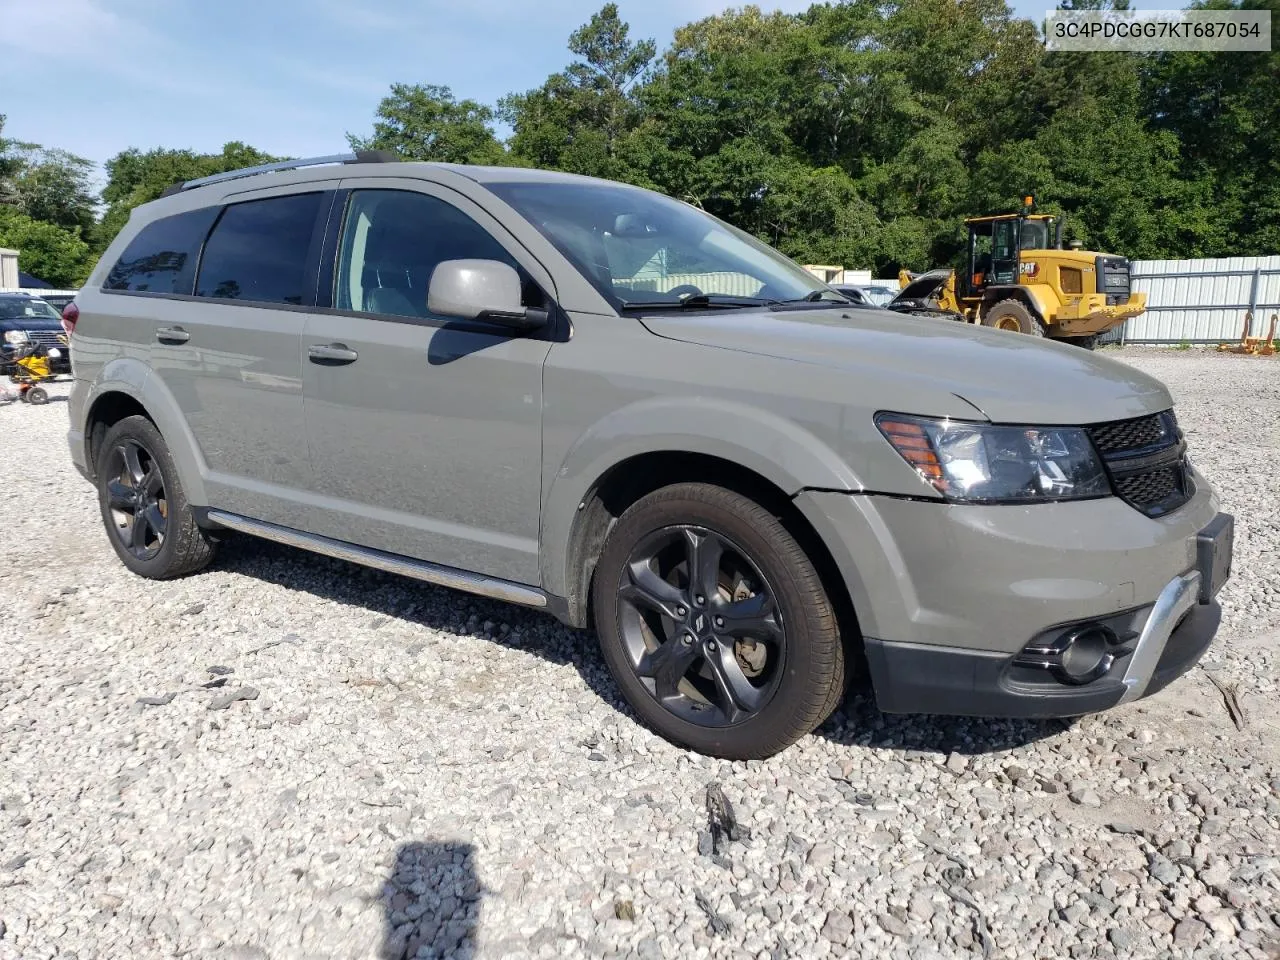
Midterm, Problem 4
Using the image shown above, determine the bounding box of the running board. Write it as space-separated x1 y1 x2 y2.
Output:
205 510 548 609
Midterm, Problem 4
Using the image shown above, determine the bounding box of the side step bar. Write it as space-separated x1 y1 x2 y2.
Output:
206 510 548 609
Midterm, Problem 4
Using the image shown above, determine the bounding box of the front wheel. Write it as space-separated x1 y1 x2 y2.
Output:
26 385 48 405
95 415 218 579
592 482 847 759
982 299 1045 337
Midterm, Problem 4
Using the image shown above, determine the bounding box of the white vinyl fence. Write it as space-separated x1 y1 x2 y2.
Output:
1099 256 1280 345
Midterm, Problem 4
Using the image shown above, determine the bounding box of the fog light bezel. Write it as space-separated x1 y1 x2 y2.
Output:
1014 623 1121 687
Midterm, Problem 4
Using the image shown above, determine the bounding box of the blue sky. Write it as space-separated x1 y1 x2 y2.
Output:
1 0 1163 183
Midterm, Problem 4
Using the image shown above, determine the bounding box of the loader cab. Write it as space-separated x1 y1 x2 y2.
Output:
962 213 1057 299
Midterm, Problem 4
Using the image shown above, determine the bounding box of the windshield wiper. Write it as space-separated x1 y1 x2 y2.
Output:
771 290 848 305
619 294 776 311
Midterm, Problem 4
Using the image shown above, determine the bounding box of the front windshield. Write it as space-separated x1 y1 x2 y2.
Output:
1019 219 1052 251
486 180 837 307
0 298 60 321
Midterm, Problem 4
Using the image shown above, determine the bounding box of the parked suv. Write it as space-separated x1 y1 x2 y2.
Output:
1 292 71 375
66 154 1232 759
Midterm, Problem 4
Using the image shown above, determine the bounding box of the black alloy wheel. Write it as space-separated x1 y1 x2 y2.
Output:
593 482 847 759
617 524 785 727
103 438 168 560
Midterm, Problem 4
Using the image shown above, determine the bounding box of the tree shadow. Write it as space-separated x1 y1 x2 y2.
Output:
213 537 1072 758
379 841 481 960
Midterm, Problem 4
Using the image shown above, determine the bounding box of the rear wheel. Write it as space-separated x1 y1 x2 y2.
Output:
982 299 1045 337
26 386 48 405
95 415 217 579
592 482 846 759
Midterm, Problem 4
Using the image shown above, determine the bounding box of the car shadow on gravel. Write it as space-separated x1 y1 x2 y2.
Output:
380 841 480 960
213 538 1071 758
211 537 637 711
816 692 1072 756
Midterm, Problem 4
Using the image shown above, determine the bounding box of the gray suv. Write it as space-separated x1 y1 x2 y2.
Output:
66 153 1233 759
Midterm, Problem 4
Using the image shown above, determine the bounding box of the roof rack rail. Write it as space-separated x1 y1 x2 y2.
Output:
159 150 398 197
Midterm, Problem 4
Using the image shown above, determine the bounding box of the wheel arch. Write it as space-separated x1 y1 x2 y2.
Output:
548 450 862 675
981 285 1057 326
81 364 209 505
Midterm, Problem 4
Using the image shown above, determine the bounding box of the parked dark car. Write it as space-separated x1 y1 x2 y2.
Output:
0 293 71 374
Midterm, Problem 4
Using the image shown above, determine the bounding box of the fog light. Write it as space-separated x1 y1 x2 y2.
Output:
1014 623 1120 686
1055 626 1116 685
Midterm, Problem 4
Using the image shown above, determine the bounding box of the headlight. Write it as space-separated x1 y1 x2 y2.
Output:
3 330 29 344
877 413 1110 503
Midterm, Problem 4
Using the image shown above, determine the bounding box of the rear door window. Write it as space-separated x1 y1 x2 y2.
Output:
103 207 220 294
195 193 325 305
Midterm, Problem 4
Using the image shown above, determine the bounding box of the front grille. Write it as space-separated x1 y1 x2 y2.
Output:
26 330 68 349
1089 411 1192 517
1096 256 1131 306
1091 411 1174 455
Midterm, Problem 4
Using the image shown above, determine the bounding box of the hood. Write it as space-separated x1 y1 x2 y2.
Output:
1 317 62 330
639 307 1171 425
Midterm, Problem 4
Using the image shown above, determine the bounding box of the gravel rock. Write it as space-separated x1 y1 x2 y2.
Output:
207 686 260 710
2 355 1278 959
821 909 854 943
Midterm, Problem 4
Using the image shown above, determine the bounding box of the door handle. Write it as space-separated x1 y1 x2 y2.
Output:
308 343 359 365
156 325 190 344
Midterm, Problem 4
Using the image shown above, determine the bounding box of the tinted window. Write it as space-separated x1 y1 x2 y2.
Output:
195 193 323 305
0 298 61 320
335 190 529 320
104 207 219 294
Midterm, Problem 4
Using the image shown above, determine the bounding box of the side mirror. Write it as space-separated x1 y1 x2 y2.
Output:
427 259 547 331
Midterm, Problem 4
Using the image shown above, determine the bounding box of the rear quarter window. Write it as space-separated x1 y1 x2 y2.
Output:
195 193 325 305
103 207 220 294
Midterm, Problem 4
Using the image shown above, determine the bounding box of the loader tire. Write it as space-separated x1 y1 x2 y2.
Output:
982 299 1045 338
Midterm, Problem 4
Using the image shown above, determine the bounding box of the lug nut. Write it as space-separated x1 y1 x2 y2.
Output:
714 616 724 628
677 606 687 617
706 639 717 652
695 594 705 606
682 633 694 646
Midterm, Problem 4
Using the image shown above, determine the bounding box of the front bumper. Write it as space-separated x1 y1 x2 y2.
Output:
793 482 1228 718
863 573 1219 718
1055 292 1147 335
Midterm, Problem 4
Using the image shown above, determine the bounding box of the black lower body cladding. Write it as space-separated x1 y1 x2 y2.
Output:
864 599 1220 718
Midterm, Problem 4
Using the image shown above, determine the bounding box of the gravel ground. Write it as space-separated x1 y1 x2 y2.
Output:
1 349 1278 960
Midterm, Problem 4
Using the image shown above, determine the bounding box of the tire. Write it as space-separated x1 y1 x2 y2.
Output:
592 482 846 759
1059 335 1098 351
95 415 217 579
981 299 1045 337
26 386 48 405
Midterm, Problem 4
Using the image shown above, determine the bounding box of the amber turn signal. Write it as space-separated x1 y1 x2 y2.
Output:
877 417 946 492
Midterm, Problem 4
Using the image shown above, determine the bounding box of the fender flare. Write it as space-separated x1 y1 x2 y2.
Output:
82 360 210 506
539 395 862 600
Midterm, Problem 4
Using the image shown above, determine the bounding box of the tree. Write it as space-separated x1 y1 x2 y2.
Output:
97 141 280 250
0 206 95 288
347 84 505 165
501 4 655 178
3 146 96 236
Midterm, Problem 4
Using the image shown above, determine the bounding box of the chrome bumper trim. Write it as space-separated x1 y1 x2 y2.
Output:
1118 570 1201 703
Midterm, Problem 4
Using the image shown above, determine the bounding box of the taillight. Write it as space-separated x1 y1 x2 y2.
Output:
61 302 79 336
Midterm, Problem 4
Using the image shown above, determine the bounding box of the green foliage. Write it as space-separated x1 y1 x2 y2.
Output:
347 84 505 165
499 3 655 180
97 142 281 251
0 205 95 288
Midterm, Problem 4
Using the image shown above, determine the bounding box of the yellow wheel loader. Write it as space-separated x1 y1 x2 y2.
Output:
889 198 1147 349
